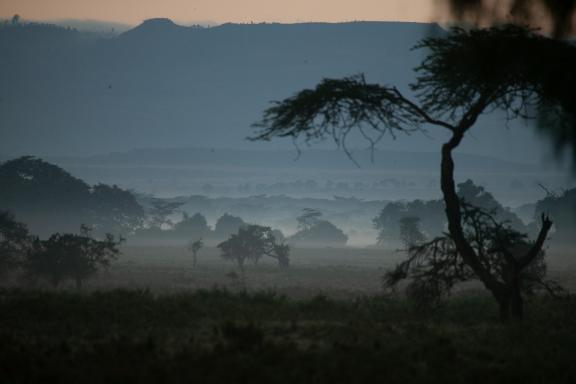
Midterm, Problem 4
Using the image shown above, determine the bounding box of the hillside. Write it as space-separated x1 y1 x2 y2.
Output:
0 20 545 163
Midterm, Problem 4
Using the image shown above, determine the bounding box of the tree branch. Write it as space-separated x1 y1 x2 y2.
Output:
518 214 553 269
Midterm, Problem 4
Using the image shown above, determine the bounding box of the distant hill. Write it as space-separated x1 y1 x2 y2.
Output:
0 20 457 157
46 147 535 172
12 146 568 207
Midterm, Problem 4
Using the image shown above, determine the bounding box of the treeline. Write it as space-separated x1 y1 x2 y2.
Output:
2 156 576 250
0 211 122 288
0 157 145 237
373 179 576 249
132 208 348 249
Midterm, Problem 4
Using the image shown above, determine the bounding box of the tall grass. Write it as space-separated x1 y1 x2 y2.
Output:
1 288 575 383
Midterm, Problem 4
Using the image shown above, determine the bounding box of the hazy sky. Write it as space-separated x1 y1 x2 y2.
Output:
0 0 439 25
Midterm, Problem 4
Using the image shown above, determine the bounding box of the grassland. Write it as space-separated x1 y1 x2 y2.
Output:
1 245 576 383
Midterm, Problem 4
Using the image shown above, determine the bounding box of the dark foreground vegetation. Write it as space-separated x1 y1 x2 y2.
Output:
1 288 576 383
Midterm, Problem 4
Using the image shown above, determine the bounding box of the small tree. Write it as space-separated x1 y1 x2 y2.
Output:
148 199 184 229
399 216 426 249
373 200 445 246
188 239 204 268
175 212 210 239
289 219 348 248
214 213 246 240
385 204 562 316
0 210 31 277
24 225 123 288
217 225 290 272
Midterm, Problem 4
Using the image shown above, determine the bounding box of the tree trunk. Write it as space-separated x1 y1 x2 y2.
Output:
441 133 510 319
509 270 524 321
497 294 511 322
510 291 524 320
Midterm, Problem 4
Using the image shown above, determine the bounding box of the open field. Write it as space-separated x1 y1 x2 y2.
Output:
2 287 576 383
2 246 576 383
79 245 576 297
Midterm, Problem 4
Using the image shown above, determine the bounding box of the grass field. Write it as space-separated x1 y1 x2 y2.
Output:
81 245 576 297
2 245 576 383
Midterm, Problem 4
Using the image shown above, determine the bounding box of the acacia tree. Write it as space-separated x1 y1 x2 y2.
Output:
24 225 123 288
385 203 564 316
251 25 574 320
217 225 290 272
399 217 427 249
188 238 204 268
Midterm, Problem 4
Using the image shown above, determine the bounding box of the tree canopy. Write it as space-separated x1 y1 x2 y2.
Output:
252 25 576 167
217 225 290 270
0 157 145 236
24 225 123 288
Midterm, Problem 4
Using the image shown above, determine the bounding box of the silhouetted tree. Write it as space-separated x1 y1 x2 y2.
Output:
0 211 31 277
252 26 558 320
174 212 211 238
24 225 122 288
296 208 323 231
534 187 576 245
148 198 184 229
217 225 289 272
188 239 204 268
385 204 562 317
373 199 445 245
0 157 145 236
373 180 520 246
214 213 246 240
289 219 348 248
271 229 286 243
89 184 145 235
457 180 526 231
399 217 426 249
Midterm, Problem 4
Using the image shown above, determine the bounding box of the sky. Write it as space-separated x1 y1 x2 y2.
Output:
0 0 440 25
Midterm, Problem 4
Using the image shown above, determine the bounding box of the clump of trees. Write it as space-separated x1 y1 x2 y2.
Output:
289 209 348 248
25 225 122 288
251 25 573 320
133 210 246 244
214 213 247 240
373 199 444 246
398 217 426 249
0 210 122 288
373 180 526 247
217 225 290 272
0 211 31 276
0 157 145 236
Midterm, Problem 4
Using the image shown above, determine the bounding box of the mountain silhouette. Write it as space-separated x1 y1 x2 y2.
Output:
0 20 545 163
